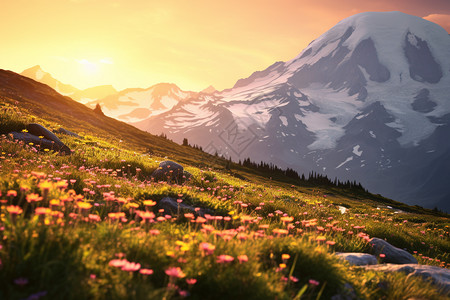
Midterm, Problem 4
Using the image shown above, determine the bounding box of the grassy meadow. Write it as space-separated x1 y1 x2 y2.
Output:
0 100 449 300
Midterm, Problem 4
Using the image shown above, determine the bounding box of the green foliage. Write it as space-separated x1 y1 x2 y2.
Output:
0 102 448 300
0 102 28 134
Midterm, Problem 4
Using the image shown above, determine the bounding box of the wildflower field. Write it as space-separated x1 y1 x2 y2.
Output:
0 101 449 300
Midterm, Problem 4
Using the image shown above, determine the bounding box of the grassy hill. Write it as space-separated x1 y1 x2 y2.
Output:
0 69 449 299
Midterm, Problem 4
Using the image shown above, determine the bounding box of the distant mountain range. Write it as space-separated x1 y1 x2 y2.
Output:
19 12 450 212
21 65 117 104
21 66 218 123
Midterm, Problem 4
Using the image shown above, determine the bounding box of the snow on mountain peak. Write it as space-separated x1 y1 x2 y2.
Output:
216 12 450 150
201 85 217 94
90 82 194 123
288 11 450 79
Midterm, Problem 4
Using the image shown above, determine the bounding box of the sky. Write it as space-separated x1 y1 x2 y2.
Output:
1 0 450 92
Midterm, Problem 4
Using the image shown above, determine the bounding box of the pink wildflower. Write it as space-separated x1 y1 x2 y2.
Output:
26 193 43 203
109 259 128 268
237 255 249 263
137 210 155 222
6 190 17 198
35 207 51 216
165 267 186 278
309 279 320 286
139 268 154 275
179 290 189 297
121 262 141 272
7 205 23 216
199 242 215 255
216 255 234 263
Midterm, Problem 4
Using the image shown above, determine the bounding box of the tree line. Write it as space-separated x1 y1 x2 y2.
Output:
181 137 367 192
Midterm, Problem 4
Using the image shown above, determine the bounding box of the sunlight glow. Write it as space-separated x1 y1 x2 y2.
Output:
1 1 449 91
100 58 114 65
78 59 99 75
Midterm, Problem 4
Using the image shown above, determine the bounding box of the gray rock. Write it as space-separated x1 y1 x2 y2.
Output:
411 89 436 113
364 264 450 294
183 170 192 180
27 124 63 146
54 127 82 138
157 197 212 217
151 161 184 184
26 123 71 154
10 132 70 154
404 32 443 84
369 238 418 264
335 252 378 266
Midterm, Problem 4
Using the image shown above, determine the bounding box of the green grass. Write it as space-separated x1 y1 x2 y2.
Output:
0 86 449 299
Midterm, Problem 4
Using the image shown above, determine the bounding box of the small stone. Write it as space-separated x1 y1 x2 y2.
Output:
369 238 418 264
335 252 378 266
157 197 212 217
151 161 185 184
363 264 450 294
54 127 81 138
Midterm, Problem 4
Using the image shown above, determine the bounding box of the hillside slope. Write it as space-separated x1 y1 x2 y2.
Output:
1 69 210 167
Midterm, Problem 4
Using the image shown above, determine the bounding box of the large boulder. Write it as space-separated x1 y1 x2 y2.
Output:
364 264 450 294
10 132 70 155
11 132 60 152
26 123 71 154
335 252 378 266
151 161 185 184
369 238 418 264
157 197 213 217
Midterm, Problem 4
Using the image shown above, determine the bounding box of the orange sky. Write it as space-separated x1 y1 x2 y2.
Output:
1 0 450 92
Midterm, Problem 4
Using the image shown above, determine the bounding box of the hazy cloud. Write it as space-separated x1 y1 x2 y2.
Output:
100 59 114 64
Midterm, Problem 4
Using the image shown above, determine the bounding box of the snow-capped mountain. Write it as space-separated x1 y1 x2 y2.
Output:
21 66 117 103
89 83 195 123
21 66 198 122
201 85 218 94
135 12 450 211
